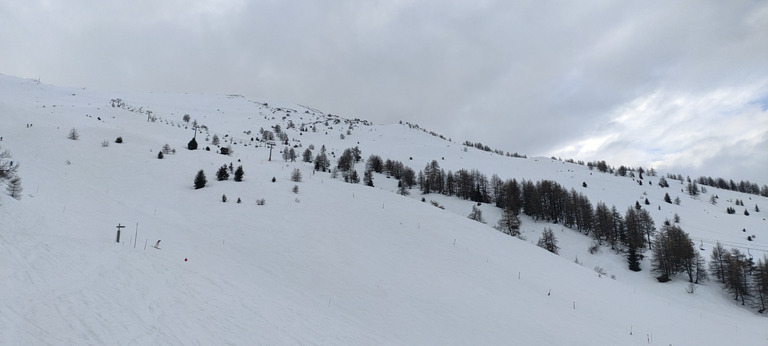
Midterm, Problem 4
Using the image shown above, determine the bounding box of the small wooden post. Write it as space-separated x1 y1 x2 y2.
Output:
116 223 125 243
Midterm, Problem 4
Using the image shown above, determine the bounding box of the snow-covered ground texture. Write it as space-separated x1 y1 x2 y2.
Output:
1 74 766 345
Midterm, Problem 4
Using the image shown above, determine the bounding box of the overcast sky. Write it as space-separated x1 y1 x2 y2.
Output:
2 0 766 183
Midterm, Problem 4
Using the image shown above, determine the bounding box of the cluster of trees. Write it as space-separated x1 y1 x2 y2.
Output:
650 221 706 283
335 147 362 183
414 160 667 271
460 140 527 158
384 159 417 189
282 146 297 162
692 176 768 197
662 174 768 197
312 145 331 172
194 163 244 189
710 243 768 312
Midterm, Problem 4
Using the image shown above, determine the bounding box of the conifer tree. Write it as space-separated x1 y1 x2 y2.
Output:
234 165 244 182
724 249 752 305
752 256 768 313
709 242 729 283
348 170 360 183
302 148 313 163
290 168 302 182
67 128 79 140
363 169 374 187
537 228 560 254
194 170 207 189
627 245 641 272
216 165 230 181
494 207 521 237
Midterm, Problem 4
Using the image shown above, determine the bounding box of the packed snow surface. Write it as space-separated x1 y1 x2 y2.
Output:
1 75 766 345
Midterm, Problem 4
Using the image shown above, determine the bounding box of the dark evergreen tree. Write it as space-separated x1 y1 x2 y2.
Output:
537 228 560 254
157 151 164 159
234 165 244 182
194 170 207 189
623 208 649 251
216 165 229 181
302 148 313 163
337 148 356 171
348 170 360 184
401 166 417 188
709 242 729 284
367 154 384 173
188 137 198 150
314 149 330 172
495 207 521 237
363 169 374 187
627 245 641 272
686 181 700 196
592 202 613 245
724 249 752 305
753 256 768 313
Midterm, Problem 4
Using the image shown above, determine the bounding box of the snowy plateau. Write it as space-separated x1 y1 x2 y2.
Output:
0 74 766 345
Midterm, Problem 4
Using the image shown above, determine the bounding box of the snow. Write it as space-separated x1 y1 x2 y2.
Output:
1 74 766 345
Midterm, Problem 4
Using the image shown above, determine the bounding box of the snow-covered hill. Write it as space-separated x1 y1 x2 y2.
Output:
1 74 766 345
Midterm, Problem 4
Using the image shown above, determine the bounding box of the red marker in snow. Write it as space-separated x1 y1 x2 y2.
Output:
184 258 188 262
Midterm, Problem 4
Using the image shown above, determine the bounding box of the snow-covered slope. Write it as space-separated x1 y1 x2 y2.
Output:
1 74 766 345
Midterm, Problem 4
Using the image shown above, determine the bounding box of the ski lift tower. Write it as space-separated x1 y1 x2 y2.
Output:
267 140 275 161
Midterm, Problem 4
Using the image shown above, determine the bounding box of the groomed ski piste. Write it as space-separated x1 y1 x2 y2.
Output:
1 74 766 345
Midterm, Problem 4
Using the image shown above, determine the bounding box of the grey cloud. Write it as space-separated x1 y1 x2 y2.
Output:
1 0 766 183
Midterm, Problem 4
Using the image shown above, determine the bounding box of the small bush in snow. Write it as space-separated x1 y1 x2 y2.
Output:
67 128 79 140
291 168 302 182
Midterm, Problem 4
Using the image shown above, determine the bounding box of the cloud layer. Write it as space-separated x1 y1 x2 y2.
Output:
1 0 766 182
